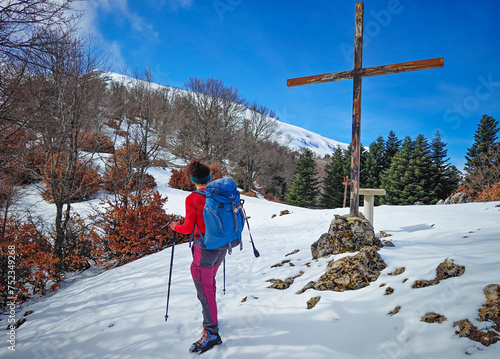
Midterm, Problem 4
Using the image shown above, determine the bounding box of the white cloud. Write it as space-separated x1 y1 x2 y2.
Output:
436 81 471 99
77 0 157 37
74 0 159 69
106 41 127 70
149 0 194 10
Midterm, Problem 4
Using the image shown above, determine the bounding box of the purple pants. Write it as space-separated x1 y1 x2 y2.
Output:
191 243 227 334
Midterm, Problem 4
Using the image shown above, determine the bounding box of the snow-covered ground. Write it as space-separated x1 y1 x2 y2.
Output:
2 166 500 359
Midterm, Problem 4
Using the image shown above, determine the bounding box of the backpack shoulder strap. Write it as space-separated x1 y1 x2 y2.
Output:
189 190 206 247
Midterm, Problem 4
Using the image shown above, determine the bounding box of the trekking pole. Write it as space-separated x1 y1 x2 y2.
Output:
161 219 178 322
165 231 175 322
241 205 260 258
247 223 260 258
223 259 226 295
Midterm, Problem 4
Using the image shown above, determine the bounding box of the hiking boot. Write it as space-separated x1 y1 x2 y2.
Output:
189 329 222 354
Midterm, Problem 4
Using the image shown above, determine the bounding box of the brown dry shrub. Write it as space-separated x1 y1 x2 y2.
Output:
451 185 475 198
140 173 157 191
209 162 225 181
0 218 60 306
0 127 41 184
79 131 114 153
102 166 156 193
20 145 46 184
475 181 500 202
101 143 155 193
115 130 128 137
168 162 226 190
264 192 284 203
169 168 194 191
105 118 120 129
151 158 169 168
42 157 102 203
89 189 188 266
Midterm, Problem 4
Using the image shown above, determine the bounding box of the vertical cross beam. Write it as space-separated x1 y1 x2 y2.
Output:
350 2 364 216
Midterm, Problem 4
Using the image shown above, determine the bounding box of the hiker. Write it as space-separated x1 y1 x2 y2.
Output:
169 159 225 354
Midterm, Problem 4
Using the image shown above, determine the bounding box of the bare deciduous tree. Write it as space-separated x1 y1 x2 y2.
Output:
127 68 171 192
0 0 80 124
257 142 295 201
178 77 247 163
0 0 80 228
104 68 174 197
22 32 106 267
467 144 500 193
233 103 281 192
0 0 78 58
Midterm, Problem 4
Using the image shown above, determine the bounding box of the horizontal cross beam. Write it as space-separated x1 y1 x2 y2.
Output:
287 57 444 87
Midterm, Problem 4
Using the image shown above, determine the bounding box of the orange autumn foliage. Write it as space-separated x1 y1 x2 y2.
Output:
79 131 114 153
168 162 226 191
475 181 500 202
102 162 157 193
102 143 157 193
168 168 194 191
41 155 102 203
451 185 475 198
90 189 187 266
264 192 284 203
0 218 60 306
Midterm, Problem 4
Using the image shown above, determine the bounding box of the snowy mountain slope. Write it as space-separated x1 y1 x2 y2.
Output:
2 166 500 359
102 71 349 157
276 121 348 156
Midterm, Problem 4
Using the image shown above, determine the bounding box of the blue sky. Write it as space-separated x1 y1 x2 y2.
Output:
79 0 500 171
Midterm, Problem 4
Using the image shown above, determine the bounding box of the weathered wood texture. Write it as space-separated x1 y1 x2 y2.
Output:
350 1 364 216
286 58 444 87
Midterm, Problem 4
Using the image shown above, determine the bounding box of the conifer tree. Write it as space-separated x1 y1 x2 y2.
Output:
465 114 499 175
384 130 401 171
382 134 459 205
286 148 319 207
431 131 459 201
409 134 435 203
364 136 386 189
320 147 345 208
342 143 367 184
382 135 435 205
381 136 413 205
364 136 386 205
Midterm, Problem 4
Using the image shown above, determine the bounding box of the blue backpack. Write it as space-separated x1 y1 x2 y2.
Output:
194 177 259 257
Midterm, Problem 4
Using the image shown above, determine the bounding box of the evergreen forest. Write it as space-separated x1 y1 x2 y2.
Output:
287 116 500 209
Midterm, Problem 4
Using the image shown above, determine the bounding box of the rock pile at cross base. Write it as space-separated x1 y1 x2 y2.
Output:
298 214 386 294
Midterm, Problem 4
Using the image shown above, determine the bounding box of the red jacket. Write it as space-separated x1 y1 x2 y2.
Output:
173 189 206 236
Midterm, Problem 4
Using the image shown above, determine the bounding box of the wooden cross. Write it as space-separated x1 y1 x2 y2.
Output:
287 2 444 216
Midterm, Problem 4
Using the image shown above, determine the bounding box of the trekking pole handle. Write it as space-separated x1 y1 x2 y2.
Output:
159 218 179 232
